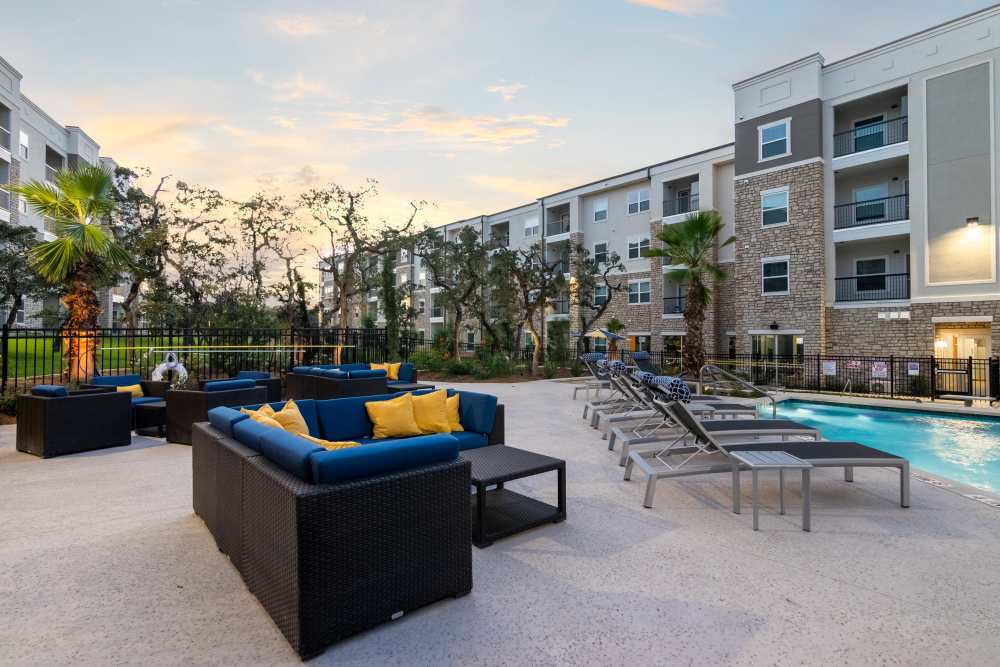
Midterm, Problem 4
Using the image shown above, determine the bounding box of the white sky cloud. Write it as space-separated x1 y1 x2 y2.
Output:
626 0 726 16
486 82 527 102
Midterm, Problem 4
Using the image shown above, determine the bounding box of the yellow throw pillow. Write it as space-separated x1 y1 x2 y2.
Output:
116 384 144 398
240 408 282 430
271 400 310 436
445 393 464 432
365 393 422 439
411 389 451 434
387 362 401 380
300 434 361 451
256 403 276 417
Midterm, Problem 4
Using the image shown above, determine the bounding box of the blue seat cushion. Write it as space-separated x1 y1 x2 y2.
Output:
451 431 489 450
338 363 369 373
455 390 498 435
207 406 249 437
232 418 278 452
311 434 459 485
348 369 386 379
203 378 256 392
131 396 162 406
397 363 416 383
314 394 398 441
31 384 68 397
258 429 324 482
90 373 141 387
237 370 271 381
319 369 348 379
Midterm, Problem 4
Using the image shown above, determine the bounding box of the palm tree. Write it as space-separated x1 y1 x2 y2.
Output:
4 165 131 382
605 317 626 357
648 211 734 378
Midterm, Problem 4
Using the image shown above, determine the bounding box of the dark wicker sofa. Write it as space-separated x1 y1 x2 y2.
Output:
16 385 132 458
190 388 502 658
198 370 281 403
166 379 267 445
285 364 388 400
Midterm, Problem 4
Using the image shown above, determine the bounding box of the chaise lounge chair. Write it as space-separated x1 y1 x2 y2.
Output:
624 400 910 511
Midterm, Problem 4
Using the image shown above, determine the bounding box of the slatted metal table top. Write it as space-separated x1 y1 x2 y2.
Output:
729 450 812 469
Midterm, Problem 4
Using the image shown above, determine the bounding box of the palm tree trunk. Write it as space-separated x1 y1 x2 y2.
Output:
682 283 706 378
61 271 102 384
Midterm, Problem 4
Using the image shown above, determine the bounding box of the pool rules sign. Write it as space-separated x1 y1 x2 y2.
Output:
871 361 888 379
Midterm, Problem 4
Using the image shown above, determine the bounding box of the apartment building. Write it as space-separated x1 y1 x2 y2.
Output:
0 55 123 327
327 6 1000 362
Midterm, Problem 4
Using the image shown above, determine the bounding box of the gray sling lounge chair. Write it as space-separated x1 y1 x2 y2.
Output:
624 401 910 511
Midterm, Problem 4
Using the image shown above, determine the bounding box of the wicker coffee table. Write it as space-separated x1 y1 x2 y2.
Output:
134 400 167 437
460 445 566 547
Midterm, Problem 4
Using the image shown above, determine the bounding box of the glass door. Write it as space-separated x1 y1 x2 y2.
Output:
854 183 889 224
854 115 885 152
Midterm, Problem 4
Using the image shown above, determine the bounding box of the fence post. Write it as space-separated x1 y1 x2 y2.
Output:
968 356 974 395
815 355 821 392
0 324 8 395
930 356 936 401
889 355 895 399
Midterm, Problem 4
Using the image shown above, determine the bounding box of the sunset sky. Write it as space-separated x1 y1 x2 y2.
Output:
6 0 990 229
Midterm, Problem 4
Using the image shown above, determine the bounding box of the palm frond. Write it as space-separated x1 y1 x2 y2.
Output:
30 238 82 284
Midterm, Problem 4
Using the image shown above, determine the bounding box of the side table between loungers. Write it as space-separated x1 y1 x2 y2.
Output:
460 445 566 547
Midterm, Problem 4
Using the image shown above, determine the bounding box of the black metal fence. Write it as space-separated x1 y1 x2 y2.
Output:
834 273 910 302
834 194 909 229
597 350 997 400
833 116 908 157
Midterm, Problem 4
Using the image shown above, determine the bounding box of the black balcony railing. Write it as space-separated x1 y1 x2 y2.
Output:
663 295 686 314
834 116 908 157
663 194 699 217
431 307 443 318
834 194 909 229
835 273 910 302
546 216 570 236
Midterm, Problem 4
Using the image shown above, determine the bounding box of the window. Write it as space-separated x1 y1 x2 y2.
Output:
761 188 789 226
594 285 609 306
663 335 684 356
524 218 539 237
628 237 650 259
628 280 650 304
593 197 608 222
853 116 885 152
18 131 28 160
728 335 736 359
18 198 28 214
856 257 887 292
758 118 790 161
627 188 650 215
594 337 608 353
762 257 789 294
466 330 475 347
632 336 651 352
399 248 409 263
594 241 608 264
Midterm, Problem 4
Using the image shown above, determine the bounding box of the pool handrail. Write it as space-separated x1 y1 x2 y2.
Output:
698 364 776 418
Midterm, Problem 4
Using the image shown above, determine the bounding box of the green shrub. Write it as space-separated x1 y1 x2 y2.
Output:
409 349 447 372
0 392 17 416
542 358 558 379
569 360 584 377
447 359 473 376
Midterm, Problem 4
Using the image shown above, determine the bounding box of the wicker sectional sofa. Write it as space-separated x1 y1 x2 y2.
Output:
284 363 391 400
192 389 504 658
198 370 282 403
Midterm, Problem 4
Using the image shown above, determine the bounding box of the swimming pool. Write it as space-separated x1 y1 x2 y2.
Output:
771 400 1000 493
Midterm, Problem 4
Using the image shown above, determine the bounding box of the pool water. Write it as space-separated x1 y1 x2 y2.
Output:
770 400 1000 492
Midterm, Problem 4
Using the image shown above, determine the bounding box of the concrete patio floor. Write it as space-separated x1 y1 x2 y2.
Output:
2 379 999 665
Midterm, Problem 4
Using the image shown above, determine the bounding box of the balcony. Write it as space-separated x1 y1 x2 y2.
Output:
663 296 686 315
0 190 8 223
835 273 910 303
663 194 699 218
489 233 509 250
0 126 10 163
431 306 444 319
834 194 909 230
834 116 908 158
45 164 59 185
550 259 570 275
546 215 570 237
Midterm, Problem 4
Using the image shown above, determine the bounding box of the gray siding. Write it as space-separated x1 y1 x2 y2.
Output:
735 99 823 176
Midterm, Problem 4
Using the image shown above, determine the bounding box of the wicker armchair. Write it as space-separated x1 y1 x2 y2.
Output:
166 385 267 445
191 422 472 659
198 371 282 403
16 388 132 458
80 374 170 401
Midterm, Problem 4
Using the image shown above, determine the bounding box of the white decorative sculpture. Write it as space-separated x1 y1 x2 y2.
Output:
151 351 188 386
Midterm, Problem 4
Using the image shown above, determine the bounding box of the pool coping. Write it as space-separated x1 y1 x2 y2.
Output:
774 391 1000 509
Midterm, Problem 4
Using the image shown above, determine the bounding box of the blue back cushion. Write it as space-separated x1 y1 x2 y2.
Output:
311 434 459 485
132 396 161 406
203 378 256 392
348 369 386 379
319 369 348 379
237 370 270 381
397 363 416 383
314 394 397 441
232 418 276 452
31 384 68 397
455 390 498 434
313 364 336 370
292 366 315 374
207 406 249 437
90 373 140 387
338 363 369 372
257 429 323 482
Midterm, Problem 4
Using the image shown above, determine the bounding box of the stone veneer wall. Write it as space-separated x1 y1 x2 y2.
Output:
827 302 1000 356
733 161 825 354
